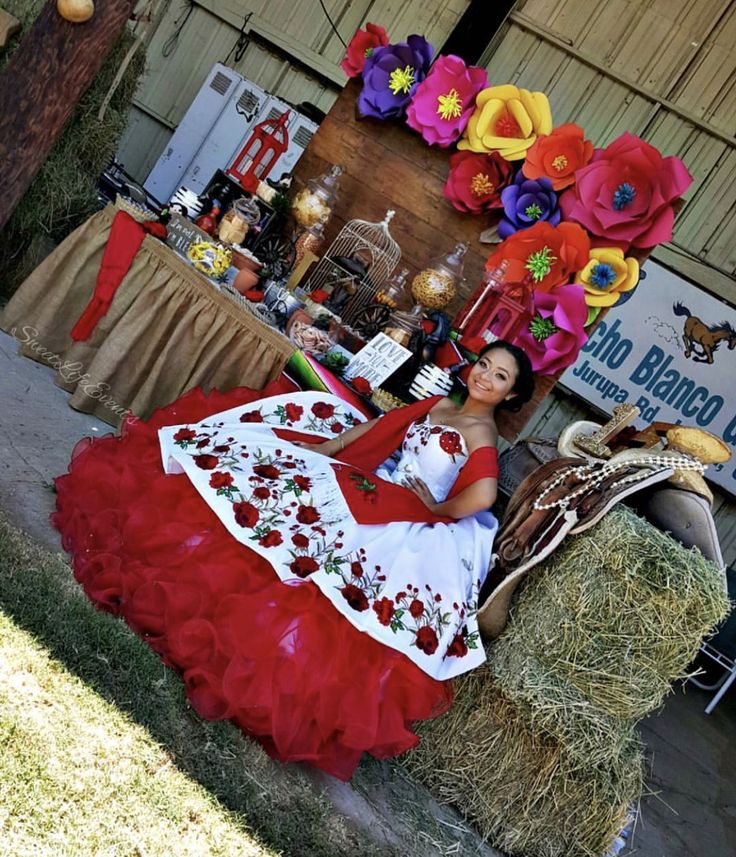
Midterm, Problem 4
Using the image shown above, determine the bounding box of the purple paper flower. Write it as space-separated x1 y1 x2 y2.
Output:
405 54 487 147
498 172 561 239
512 284 588 375
358 35 434 120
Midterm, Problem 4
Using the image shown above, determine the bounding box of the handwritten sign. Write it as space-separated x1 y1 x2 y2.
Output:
165 213 213 257
344 333 412 388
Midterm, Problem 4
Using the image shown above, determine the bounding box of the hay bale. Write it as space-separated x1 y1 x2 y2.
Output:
405 507 729 856
408 671 643 857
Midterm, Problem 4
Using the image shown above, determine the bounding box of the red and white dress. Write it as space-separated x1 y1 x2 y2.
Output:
54 383 499 780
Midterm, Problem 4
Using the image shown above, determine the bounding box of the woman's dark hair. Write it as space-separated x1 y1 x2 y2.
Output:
477 340 535 413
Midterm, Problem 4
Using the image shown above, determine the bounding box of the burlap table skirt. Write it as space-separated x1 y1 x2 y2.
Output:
0 206 295 426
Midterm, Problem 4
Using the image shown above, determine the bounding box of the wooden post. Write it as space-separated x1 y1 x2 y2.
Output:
0 0 136 230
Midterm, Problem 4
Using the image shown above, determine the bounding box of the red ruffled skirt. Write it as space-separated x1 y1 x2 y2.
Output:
53 381 453 780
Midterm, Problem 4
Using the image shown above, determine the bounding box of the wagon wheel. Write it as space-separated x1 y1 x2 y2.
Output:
256 234 296 280
354 303 392 338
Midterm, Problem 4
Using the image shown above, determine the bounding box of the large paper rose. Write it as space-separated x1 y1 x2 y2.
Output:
405 54 487 147
357 35 433 120
498 172 560 238
458 84 552 160
513 284 588 375
485 222 590 293
443 150 514 213
340 23 389 78
575 247 639 307
560 132 693 251
522 123 594 190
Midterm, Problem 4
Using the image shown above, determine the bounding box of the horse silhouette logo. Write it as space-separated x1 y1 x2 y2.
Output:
673 302 736 364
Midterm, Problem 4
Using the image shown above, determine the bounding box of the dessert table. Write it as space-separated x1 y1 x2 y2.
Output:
0 205 295 427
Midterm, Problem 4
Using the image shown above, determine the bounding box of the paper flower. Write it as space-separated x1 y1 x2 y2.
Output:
458 84 552 160
560 132 693 251
443 150 514 213
512 284 588 375
357 35 433 120
575 247 640 307
485 221 590 293
405 54 487 146
341 23 390 78
522 123 594 190
498 172 560 238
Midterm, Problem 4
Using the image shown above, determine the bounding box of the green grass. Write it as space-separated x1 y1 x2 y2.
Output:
0 512 388 857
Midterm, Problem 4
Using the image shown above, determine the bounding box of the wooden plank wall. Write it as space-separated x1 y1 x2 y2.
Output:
292 78 559 440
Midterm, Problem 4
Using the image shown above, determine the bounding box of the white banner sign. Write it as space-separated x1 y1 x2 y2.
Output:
561 260 736 495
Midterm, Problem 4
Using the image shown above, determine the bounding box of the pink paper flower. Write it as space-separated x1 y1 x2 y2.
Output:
512 284 588 375
341 23 390 78
406 54 487 147
443 150 514 213
560 132 693 251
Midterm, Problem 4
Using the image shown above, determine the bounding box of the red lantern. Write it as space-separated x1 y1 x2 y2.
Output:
460 263 534 345
227 111 290 191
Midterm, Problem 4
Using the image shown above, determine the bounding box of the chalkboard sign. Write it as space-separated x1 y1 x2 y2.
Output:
166 213 213 257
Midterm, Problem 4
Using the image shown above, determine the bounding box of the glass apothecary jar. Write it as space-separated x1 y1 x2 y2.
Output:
291 165 343 229
411 242 467 311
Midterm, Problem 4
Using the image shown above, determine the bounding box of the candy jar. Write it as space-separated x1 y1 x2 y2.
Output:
411 242 467 311
383 303 425 348
376 267 412 312
293 221 326 268
291 165 343 230
218 196 260 245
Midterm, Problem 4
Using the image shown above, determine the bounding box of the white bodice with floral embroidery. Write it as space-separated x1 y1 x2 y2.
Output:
378 417 468 503
158 392 497 682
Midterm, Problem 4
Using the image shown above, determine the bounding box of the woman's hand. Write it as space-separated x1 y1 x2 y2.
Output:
292 439 340 457
405 476 438 512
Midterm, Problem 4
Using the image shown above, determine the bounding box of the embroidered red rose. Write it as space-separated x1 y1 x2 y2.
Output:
330 422 344 434
240 410 263 422
439 431 463 457
294 475 311 491
193 454 219 470
196 438 210 449
209 472 234 489
259 530 283 548
409 599 425 619
351 561 364 578
415 625 439 655
395 591 407 602
233 501 259 528
312 402 335 419
372 597 395 626
253 464 281 480
284 403 304 422
291 533 310 548
213 444 231 453
296 505 320 524
350 376 372 395
290 556 319 577
173 428 196 442
253 486 271 499
446 633 469 658
341 584 369 612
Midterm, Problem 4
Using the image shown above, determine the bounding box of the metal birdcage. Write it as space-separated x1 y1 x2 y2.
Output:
301 211 401 325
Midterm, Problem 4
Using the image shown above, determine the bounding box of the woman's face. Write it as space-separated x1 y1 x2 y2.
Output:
467 348 519 407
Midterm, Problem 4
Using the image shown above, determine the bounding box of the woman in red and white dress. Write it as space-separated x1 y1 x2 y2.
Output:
54 341 534 780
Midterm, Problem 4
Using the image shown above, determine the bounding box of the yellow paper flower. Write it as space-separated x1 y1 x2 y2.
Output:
457 84 553 160
575 247 639 307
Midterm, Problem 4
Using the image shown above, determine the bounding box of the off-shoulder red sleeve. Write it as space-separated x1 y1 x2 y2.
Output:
447 446 498 500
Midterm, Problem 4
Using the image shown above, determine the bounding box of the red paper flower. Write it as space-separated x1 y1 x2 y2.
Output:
310 289 329 303
405 54 487 147
415 625 439 655
560 132 693 251
522 124 594 190
340 22 389 78
484 221 590 293
443 150 514 214
350 376 373 395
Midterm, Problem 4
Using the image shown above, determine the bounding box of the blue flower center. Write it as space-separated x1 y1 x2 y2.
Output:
613 182 636 210
590 263 617 289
